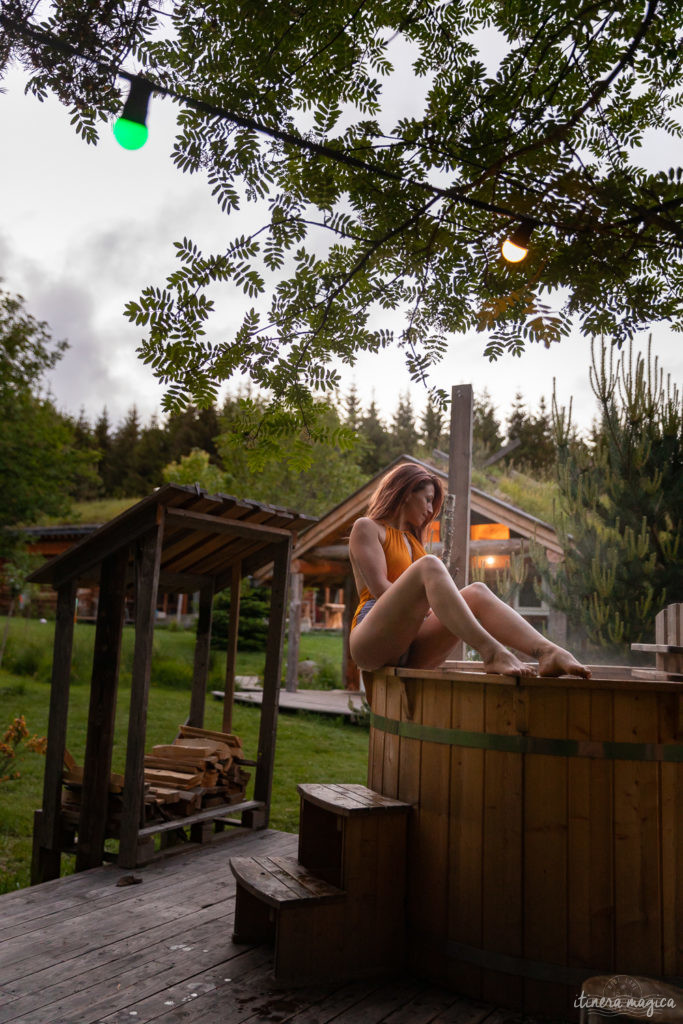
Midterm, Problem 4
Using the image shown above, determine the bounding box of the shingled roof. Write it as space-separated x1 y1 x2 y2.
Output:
29 484 317 592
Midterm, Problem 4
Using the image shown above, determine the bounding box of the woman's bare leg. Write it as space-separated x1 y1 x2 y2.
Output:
461 582 591 678
349 556 535 676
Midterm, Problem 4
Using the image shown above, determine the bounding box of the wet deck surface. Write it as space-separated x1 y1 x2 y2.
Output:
0 828 531 1024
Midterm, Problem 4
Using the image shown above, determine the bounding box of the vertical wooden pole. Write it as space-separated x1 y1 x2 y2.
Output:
248 536 291 827
285 570 303 693
31 579 77 884
118 521 164 869
188 580 215 728
342 573 359 690
222 561 242 735
448 384 473 659
76 548 128 872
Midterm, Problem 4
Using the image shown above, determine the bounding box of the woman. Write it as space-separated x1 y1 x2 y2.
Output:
349 463 590 678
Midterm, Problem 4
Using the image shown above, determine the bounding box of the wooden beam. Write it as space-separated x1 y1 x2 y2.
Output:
285 571 303 693
470 539 528 555
118 523 164 869
311 544 350 559
289 557 348 580
448 384 473 589
342 574 359 691
165 507 294 541
29 502 159 587
189 580 215 728
222 561 242 734
31 579 77 884
158 571 210 592
448 385 473 662
247 536 292 827
76 548 128 872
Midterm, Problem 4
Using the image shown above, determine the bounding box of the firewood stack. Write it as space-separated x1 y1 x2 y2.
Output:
143 725 251 816
61 725 251 831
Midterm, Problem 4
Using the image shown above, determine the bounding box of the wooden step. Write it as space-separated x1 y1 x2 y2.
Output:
230 854 345 907
297 782 412 816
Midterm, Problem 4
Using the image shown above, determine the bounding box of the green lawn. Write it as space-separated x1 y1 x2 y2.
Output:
0 619 368 894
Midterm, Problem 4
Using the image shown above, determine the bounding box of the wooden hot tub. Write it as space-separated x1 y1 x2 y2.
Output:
365 665 683 1019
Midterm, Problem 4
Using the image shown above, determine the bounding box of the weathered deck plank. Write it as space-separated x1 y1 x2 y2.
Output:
1 827 531 1024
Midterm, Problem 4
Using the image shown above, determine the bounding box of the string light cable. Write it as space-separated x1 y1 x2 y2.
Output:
1 10 680 260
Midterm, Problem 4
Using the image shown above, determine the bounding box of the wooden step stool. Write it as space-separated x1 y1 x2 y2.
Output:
230 854 346 983
230 783 412 984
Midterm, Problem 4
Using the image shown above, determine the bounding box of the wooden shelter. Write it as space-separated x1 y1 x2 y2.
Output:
286 455 567 690
28 484 315 884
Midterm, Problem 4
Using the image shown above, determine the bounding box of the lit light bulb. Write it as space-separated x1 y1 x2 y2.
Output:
501 238 528 263
486 556 495 566
501 220 534 264
114 77 153 150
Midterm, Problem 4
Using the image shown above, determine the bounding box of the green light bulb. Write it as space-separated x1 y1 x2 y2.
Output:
113 116 149 150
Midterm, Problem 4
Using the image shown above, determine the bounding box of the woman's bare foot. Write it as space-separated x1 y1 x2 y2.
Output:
537 645 591 679
482 642 536 677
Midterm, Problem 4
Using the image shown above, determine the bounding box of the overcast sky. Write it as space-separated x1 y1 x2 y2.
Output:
1 54 681 437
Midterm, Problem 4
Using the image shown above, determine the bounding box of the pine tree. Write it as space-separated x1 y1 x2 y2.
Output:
70 408 101 500
420 395 444 453
505 393 555 476
344 382 362 433
390 391 419 458
107 406 143 496
539 337 682 656
472 389 504 465
94 407 114 496
359 399 393 476
135 414 172 491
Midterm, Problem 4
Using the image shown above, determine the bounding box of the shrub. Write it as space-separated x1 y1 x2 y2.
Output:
150 657 194 690
211 580 271 652
314 658 341 690
3 641 45 678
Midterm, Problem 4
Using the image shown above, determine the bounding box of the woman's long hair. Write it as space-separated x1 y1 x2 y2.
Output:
365 463 444 542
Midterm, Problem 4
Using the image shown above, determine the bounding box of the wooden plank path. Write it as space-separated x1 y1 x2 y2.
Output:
214 687 366 718
0 827 536 1024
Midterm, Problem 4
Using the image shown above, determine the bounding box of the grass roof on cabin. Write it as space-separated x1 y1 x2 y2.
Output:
36 467 559 533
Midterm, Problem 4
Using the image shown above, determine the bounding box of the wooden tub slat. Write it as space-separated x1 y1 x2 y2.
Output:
447 680 485 999
366 667 683 1021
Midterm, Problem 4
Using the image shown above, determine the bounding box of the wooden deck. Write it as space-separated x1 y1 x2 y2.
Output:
215 687 366 719
0 827 532 1024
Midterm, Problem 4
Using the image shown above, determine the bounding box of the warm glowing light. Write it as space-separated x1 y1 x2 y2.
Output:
501 238 528 262
486 556 495 566
471 523 510 541
501 220 534 264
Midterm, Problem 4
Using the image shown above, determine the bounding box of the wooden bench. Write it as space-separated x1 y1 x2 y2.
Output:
632 603 683 681
230 783 412 984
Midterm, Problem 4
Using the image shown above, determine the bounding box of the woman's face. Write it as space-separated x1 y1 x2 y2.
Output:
401 483 435 529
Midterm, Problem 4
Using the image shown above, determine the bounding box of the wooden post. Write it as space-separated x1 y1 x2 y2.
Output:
118 522 164 869
448 384 473 659
76 548 128 872
342 573 359 690
247 536 292 828
188 580 215 728
285 570 303 693
222 561 242 735
31 579 77 884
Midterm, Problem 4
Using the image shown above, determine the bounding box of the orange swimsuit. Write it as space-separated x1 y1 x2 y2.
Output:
351 524 427 630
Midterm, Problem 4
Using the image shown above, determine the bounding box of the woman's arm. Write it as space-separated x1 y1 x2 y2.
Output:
349 517 392 599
